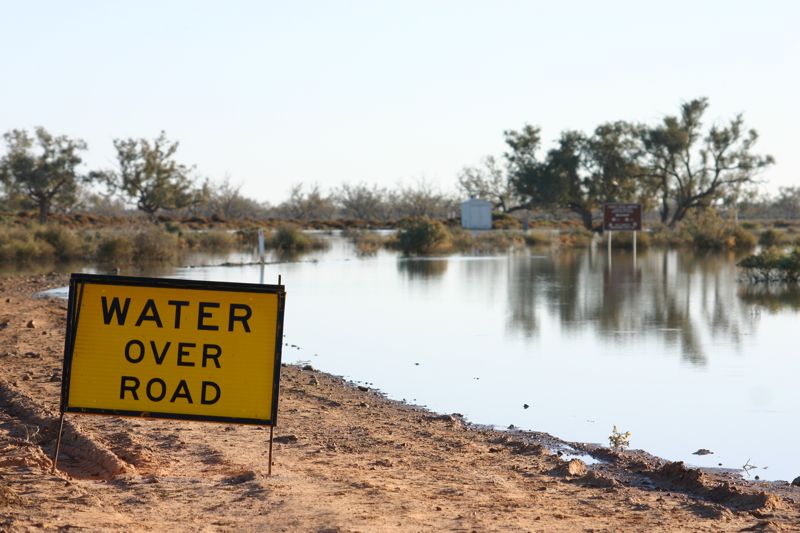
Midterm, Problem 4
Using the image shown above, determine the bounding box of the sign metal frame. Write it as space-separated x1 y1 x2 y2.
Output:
54 273 286 474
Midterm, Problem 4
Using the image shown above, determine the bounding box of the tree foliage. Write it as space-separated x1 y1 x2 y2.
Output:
0 127 90 222
502 98 773 229
111 132 202 216
504 123 643 230
641 98 774 227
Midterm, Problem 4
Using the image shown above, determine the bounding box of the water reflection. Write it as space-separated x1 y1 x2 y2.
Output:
738 285 800 312
397 258 449 279
506 248 757 365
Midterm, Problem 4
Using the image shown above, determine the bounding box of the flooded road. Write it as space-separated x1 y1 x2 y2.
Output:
53 234 800 481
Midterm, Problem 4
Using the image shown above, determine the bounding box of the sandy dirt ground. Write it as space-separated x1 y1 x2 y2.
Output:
1 273 799 532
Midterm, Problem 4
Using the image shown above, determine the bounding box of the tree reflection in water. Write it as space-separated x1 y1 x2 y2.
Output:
506 248 758 365
397 258 449 279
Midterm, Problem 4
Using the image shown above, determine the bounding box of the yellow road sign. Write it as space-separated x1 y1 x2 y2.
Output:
61 274 285 425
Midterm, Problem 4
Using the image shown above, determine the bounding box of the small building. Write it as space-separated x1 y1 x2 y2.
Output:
460 198 493 230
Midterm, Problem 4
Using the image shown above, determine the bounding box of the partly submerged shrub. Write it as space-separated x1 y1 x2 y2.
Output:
134 227 180 262
393 217 452 255
758 228 792 247
0 226 55 263
96 234 135 264
34 225 84 261
558 228 594 248
492 213 521 230
680 210 756 251
268 224 327 252
608 231 651 250
185 230 239 253
739 247 800 282
344 230 387 256
523 230 554 247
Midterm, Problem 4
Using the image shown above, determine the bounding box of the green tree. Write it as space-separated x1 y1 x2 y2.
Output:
505 123 643 230
641 98 774 227
0 127 89 222
111 132 202 216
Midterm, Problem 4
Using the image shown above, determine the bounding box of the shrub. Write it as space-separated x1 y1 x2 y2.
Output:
185 230 239 253
96 235 135 265
739 247 800 282
609 231 651 250
523 230 554 247
449 229 525 254
492 213 521 230
680 210 756 251
268 224 328 252
393 217 452 255
134 227 179 262
0 226 56 263
558 228 594 248
344 230 387 256
731 226 757 250
34 225 84 260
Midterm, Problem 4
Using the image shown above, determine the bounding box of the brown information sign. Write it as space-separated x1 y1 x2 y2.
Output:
603 203 642 231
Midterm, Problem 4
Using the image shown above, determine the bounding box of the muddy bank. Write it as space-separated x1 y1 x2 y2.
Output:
1 273 799 532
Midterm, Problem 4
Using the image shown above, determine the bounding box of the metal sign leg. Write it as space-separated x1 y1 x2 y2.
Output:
52 412 66 473
268 425 274 476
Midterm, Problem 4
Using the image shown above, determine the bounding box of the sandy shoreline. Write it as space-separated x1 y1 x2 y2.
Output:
1 273 799 532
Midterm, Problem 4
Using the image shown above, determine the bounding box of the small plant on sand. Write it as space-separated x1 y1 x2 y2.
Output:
609 425 631 450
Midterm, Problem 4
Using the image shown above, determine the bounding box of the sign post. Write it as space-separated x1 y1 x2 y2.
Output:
603 203 643 269
55 273 286 473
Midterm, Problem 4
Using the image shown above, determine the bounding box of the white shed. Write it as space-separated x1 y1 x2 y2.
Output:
460 198 493 230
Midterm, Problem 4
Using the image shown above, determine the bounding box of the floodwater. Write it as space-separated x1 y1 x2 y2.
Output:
54 234 800 481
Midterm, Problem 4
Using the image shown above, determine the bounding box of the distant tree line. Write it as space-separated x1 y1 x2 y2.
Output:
1 98 790 226
458 97 775 230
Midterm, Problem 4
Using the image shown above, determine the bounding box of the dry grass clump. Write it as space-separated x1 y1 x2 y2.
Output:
343 229 388 256
0 223 94 263
95 233 136 264
557 228 594 248
450 229 525 254
184 230 240 253
649 211 757 251
523 230 554 247
95 227 179 264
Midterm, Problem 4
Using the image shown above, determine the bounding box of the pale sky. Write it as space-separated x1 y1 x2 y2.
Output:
1 1 797 204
